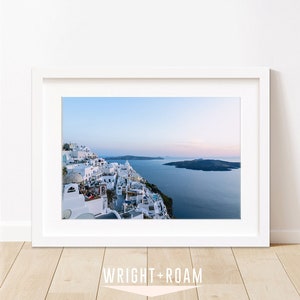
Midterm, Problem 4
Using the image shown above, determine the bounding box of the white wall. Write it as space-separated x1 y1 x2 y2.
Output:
1 0 300 242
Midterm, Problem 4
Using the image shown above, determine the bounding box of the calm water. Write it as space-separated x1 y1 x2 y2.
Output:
106 158 240 219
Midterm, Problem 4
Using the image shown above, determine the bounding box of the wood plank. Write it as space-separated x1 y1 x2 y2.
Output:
233 247 300 300
97 248 147 300
0 242 23 287
196 284 249 300
190 248 248 299
273 245 300 295
0 242 62 300
147 248 198 300
191 248 244 284
272 244 300 255
46 248 105 300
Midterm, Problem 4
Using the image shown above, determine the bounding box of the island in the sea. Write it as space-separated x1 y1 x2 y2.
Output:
164 158 240 171
105 155 164 160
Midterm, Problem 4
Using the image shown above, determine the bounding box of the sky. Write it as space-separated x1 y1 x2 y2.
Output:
62 97 240 158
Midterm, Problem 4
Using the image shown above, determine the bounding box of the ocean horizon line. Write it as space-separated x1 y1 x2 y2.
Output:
99 154 241 161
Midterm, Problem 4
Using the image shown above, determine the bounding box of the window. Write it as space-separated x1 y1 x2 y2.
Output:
67 187 76 193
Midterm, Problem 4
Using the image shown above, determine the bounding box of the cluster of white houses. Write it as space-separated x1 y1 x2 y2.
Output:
62 143 170 220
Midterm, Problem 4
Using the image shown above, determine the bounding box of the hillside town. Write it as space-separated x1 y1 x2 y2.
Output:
62 143 171 220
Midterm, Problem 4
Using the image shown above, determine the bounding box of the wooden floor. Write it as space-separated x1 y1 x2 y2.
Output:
0 243 299 299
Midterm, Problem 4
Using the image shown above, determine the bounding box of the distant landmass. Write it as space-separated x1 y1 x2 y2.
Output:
164 158 240 171
105 155 164 160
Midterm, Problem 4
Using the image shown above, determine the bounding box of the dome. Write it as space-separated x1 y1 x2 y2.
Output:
76 213 95 219
63 172 83 184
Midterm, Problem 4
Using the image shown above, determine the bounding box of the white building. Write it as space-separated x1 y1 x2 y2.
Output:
89 158 99 166
66 164 94 182
85 184 108 216
126 181 146 204
71 150 88 161
91 167 103 182
102 164 117 174
62 183 115 219
101 173 117 190
62 183 89 219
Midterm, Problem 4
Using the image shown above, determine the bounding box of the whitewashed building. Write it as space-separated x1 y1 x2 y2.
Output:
101 173 117 190
66 163 94 182
62 183 119 219
71 150 88 161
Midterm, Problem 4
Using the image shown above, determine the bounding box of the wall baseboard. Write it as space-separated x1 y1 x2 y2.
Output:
0 221 31 241
1 222 299 244
270 230 300 244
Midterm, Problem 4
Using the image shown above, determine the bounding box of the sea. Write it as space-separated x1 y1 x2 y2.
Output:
105 157 240 219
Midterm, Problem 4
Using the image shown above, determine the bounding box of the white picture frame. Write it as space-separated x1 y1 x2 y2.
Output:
32 68 270 247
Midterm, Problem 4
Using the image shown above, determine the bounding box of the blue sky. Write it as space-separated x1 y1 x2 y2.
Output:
62 97 240 158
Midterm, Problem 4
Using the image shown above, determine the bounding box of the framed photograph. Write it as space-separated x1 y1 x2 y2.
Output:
32 68 269 246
